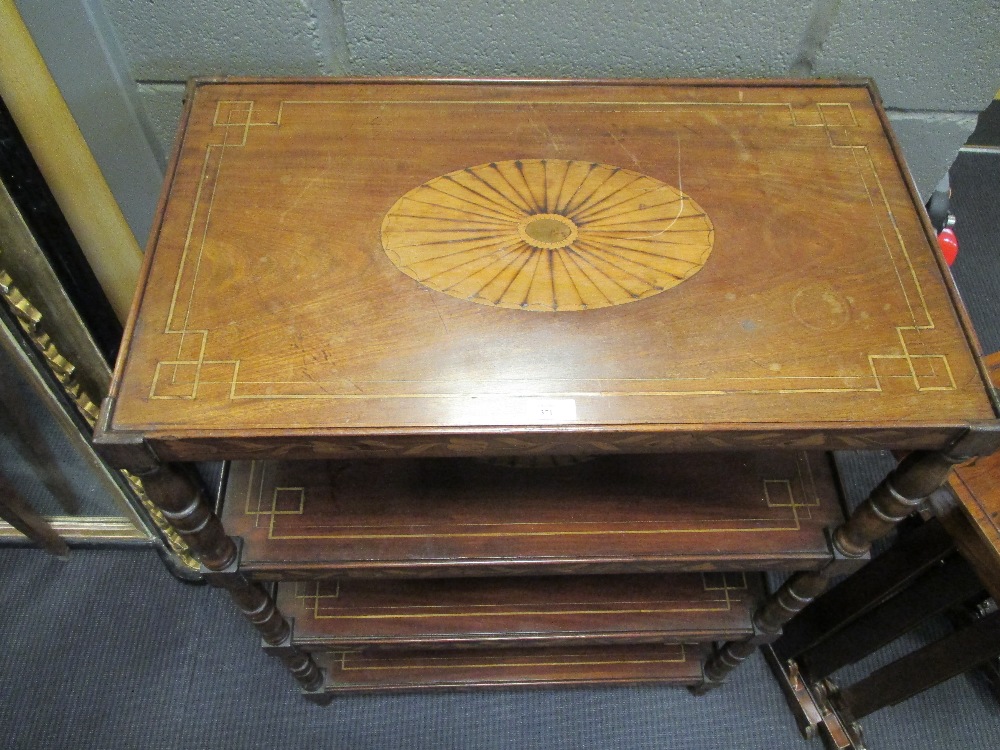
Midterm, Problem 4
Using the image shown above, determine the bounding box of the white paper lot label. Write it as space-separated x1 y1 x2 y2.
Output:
455 397 578 425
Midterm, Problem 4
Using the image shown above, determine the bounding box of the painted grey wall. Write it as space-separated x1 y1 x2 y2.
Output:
105 0 347 79
330 0 997 195
102 0 351 190
819 0 998 112
339 1 814 78
26 0 1000 217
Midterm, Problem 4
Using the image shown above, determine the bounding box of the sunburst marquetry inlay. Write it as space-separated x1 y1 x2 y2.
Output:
381 159 715 311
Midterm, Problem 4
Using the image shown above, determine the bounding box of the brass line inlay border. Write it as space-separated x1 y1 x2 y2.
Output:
241 454 823 542
149 96 950 403
336 643 689 672
293 572 749 622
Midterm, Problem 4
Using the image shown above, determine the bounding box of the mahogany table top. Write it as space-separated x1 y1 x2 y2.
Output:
102 78 997 460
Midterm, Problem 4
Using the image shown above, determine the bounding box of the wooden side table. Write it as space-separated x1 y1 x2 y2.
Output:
95 78 999 701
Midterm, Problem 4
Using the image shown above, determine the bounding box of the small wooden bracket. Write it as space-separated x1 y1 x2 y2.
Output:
92 395 163 472
762 645 864 750
689 659 721 696
946 422 1000 462
746 608 784 647
199 538 244 586
300 676 334 706
259 620 297 657
822 527 871 577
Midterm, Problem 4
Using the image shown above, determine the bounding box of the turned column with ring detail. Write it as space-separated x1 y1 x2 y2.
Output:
97 432 324 693
696 430 1000 692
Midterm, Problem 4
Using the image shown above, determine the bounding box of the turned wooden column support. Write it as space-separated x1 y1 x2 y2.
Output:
696 427 1000 693
207 564 324 692
94 428 324 693
135 460 324 692
129 462 237 570
832 450 965 558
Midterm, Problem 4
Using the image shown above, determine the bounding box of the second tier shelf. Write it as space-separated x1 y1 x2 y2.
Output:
222 452 846 578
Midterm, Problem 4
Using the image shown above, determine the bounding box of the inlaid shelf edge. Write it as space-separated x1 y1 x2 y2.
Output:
312 644 704 695
221 452 847 578
278 573 764 650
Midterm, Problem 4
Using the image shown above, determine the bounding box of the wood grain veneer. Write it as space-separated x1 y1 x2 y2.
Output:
89 78 1000 700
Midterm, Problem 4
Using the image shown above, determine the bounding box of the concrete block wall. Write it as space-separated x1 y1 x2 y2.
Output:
24 0 1000 242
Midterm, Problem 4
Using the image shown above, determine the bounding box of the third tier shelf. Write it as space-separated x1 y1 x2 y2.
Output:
277 572 763 650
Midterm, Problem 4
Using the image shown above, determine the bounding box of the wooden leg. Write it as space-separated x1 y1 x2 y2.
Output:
945 601 1000 705
209 566 324 692
0 469 70 557
131 462 238 570
696 446 982 693
694 570 833 694
132 460 323 692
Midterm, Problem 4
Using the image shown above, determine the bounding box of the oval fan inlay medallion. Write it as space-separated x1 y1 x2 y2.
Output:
381 159 715 311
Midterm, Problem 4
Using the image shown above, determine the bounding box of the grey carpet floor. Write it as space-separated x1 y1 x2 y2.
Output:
0 545 997 750
1 155 998 750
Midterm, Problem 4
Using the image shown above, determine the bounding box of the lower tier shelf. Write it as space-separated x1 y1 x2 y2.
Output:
312 644 704 693
278 572 763 649
222 452 845 577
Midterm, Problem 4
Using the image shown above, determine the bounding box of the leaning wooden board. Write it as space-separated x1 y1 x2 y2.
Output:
99 78 996 462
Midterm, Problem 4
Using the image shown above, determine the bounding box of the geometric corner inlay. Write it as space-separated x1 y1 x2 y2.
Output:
381 159 715 311
763 469 818 526
150 361 200 399
273 487 306 514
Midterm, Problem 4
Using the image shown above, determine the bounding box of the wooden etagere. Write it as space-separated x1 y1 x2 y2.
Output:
95 78 1000 706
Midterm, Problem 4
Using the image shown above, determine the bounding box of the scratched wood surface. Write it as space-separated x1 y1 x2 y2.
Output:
103 79 996 460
